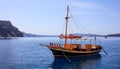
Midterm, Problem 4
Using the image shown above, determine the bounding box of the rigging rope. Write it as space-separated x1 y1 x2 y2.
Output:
69 8 91 35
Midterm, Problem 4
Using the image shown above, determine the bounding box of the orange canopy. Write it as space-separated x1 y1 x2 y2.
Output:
59 34 82 39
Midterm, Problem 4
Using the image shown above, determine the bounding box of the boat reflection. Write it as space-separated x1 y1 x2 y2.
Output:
53 54 101 69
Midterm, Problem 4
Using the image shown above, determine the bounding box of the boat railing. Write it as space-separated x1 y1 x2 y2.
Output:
49 40 102 51
49 42 64 48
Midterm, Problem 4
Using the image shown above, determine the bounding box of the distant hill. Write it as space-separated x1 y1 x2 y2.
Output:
23 32 58 37
23 32 41 37
39 35 58 37
107 33 120 37
0 20 23 37
73 33 104 37
23 33 104 37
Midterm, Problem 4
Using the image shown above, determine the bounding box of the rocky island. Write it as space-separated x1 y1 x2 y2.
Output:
0 20 23 37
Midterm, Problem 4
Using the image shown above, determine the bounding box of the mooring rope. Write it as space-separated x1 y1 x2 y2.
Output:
102 48 108 54
62 52 71 62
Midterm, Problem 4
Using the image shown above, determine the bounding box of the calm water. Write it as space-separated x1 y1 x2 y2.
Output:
0 37 120 69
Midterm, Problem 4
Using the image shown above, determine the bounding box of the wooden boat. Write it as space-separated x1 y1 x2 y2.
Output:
40 5 102 58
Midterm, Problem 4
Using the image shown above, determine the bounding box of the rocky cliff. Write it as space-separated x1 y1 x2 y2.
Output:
0 20 23 37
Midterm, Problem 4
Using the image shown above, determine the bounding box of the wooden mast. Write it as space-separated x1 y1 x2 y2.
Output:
64 5 69 46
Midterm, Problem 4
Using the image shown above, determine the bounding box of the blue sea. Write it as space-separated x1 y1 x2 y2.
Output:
0 37 120 69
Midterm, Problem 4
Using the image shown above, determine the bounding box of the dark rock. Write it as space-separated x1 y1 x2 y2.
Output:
0 20 23 37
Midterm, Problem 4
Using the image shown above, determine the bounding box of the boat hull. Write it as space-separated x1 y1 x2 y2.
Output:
49 48 101 58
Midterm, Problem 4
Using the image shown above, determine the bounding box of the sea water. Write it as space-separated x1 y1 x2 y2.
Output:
0 37 120 69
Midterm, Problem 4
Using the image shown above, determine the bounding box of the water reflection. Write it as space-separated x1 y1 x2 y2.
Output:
53 54 101 69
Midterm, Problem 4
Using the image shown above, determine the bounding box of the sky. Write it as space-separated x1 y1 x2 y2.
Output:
0 0 120 35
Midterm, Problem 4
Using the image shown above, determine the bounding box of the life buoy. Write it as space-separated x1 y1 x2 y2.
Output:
59 34 64 39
